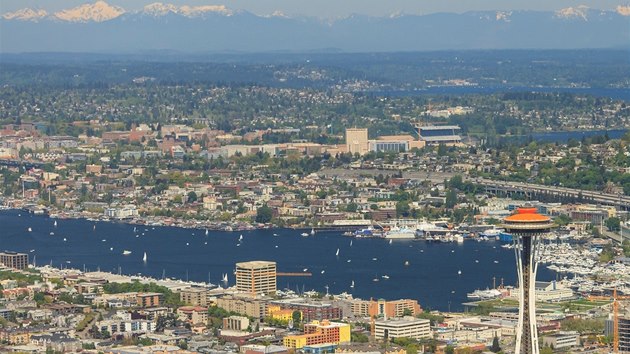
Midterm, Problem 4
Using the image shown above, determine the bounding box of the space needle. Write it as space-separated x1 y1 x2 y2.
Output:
502 207 554 354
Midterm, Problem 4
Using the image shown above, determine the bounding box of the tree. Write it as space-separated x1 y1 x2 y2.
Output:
490 335 501 353
445 188 457 209
187 191 198 203
292 310 302 324
255 204 273 223
396 201 410 217
605 217 620 231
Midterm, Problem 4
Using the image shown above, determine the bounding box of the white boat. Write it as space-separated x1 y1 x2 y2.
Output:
335 248 340 256
321 270 325 274
222 273 228 283
239 234 243 241
205 229 209 236
372 257 378 261
143 252 147 262
458 270 462 275
389 239 393 244
49 232 54 236
93 225 96 231
303 268 308 272
311 228 315 235
273 233 279 237
186 242 189 246
350 280 355 288
455 235 464 243
494 260 499 264
301 232 309 237
347 259 351 263
53 220 57 227
373 277 379 282
110 247 113 251
122 250 132 255
381 275 390 279
27 227 32 232
29 249 35 253
350 240 353 246
63 238 67 242
134 227 137 232
404 260 410 266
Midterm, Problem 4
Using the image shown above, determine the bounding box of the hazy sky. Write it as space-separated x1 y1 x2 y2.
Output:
1 0 625 18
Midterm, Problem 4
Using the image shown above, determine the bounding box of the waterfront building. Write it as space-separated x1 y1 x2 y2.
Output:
346 128 369 156
502 207 554 354
350 299 421 318
235 261 277 296
283 320 350 349
506 281 574 303
374 317 431 341
0 251 28 270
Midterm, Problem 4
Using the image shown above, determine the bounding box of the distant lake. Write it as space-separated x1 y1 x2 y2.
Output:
0 210 558 312
529 129 627 143
372 86 630 101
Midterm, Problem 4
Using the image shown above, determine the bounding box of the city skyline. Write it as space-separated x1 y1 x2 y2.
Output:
1 0 627 18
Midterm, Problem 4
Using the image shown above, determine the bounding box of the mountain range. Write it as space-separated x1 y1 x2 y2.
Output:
1 1 629 53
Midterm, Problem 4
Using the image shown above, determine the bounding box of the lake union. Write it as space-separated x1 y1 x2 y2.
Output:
0 210 556 311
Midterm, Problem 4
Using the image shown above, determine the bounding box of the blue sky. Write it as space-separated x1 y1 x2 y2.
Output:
1 0 625 17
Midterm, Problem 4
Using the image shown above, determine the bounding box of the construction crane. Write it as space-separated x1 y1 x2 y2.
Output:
588 288 630 353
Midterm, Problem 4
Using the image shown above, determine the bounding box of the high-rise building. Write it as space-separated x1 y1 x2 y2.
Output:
0 251 28 270
345 128 369 156
502 207 553 354
235 261 277 296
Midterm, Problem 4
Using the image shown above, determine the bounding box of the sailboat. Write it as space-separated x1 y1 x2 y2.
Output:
335 248 340 256
222 273 228 283
53 220 57 227
350 280 355 288
239 234 243 242
143 252 147 262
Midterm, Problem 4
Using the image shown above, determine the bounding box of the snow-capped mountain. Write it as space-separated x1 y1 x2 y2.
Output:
53 0 125 23
1 1 628 53
2 8 48 21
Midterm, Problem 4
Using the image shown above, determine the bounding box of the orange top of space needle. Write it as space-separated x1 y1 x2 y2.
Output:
502 207 554 230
